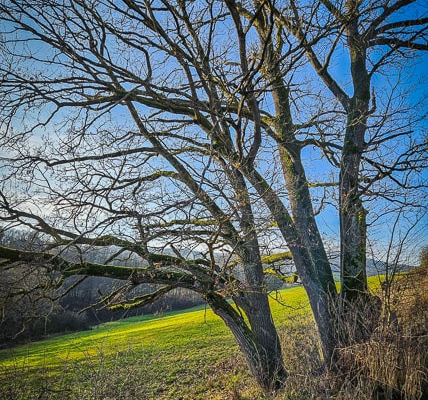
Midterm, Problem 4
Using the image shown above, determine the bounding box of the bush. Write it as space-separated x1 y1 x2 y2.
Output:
276 263 428 400
334 264 428 400
44 310 91 335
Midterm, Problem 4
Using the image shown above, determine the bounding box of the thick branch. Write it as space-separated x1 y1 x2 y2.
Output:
0 245 210 289
369 37 428 50
107 285 178 311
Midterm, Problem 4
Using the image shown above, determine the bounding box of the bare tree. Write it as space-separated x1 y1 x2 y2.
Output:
279 0 428 295
0 0 290 390
273 0 428 349
0 0 426 391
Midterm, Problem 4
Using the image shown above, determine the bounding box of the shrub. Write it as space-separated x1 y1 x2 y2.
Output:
44 310 91 335
334 264 428 400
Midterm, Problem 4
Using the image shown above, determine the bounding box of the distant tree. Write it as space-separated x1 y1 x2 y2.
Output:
0 0 426 391
420 246 428 268
0 262 54 343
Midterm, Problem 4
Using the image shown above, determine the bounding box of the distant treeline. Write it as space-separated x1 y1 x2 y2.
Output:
0 229 204 347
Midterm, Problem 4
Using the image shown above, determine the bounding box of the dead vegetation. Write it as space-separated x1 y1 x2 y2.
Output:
273 263 428 400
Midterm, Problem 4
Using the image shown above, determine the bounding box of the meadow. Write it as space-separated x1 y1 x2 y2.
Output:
0 285 312 400
0 272 426 400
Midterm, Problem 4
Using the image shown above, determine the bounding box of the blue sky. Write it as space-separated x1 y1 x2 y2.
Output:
0 0 427 265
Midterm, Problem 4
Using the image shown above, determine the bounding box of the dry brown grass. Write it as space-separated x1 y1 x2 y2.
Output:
332 265 428 400
264 265 428 400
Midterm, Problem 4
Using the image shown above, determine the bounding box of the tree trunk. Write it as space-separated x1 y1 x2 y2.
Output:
278 145 340 362
247 11 340 366
340 16 370 300
267 75 339 362
204 291 287 392
335 12 382 347
212 168 287 391
242 163 339 364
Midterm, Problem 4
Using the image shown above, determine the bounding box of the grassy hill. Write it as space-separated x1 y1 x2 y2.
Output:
0 272 426 399
0 285 311 400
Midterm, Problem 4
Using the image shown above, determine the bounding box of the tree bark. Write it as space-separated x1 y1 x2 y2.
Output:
204 291 287 392
256 54 339 362
277 149 340 364
339 9 370 300
242 164 338 364
227 168 288 390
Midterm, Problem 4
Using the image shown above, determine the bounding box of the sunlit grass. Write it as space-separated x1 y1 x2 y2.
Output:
0 279 388 399
0 304 223 369
0 286 310 399
0 286 310 368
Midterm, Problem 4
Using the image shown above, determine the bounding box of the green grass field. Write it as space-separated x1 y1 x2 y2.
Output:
0 285 314 400
1 269 425 400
